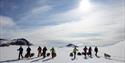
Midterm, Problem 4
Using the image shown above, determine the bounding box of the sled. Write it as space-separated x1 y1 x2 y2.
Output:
82 52 85 55
104 53 111 59
77 52 82 56
47 53 50 56
25 53 35 58
30 53 35 57
70 52 73 57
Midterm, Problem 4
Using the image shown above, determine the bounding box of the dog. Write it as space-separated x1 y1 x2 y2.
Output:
104 53 111 59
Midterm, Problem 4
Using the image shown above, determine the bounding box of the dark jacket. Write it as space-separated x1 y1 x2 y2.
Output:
27 47 31 53
18 47 23 53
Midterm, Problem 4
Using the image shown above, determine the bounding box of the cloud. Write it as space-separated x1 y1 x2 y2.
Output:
19 5 52 22
0 16 19 39
31 5 52 13
0 16 16 28
71 32 103 37
18 1 125 46
0 0 124 46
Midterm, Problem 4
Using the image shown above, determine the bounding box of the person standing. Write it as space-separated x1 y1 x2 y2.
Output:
50 47 56 58
43 46 47 58
88 46 92 58
26 46 31 58
94 46 98 57
83 46 87 59
73 46 78 59
37 46 42 57
18 46 23 60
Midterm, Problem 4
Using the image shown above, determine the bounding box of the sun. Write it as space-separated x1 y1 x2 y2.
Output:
78 0 92 12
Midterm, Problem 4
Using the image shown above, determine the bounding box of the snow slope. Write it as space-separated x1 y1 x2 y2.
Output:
0 41 125 63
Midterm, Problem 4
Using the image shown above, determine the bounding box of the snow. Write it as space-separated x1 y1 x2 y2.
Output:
0 41 125 63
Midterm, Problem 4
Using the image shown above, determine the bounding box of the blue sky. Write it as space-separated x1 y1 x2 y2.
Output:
0 0 78 28
0 0 123 28
0 0 124 46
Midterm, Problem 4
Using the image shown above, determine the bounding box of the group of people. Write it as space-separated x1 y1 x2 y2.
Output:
72 46 98 59
37 46 56 58
17 46 56 60
18 46 31 60
18 45 99 60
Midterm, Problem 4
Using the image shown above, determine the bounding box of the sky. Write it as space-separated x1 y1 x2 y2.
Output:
0 0 125 46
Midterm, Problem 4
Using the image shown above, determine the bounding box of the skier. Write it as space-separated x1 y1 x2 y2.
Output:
83 46 87 59
72 46 78 59
88 46 92 58
43 46 47 58
50 47 56 58
26 46 31 58
17 46 23 60
94 46 98 57
37 46 42 57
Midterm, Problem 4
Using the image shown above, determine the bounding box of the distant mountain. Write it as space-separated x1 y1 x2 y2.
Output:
0 38 33 47
66 43 78 47
0 39 7 41
0 39 9 47
10 38 32 46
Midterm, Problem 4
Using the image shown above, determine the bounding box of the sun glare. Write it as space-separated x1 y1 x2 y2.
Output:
78 0 92 12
